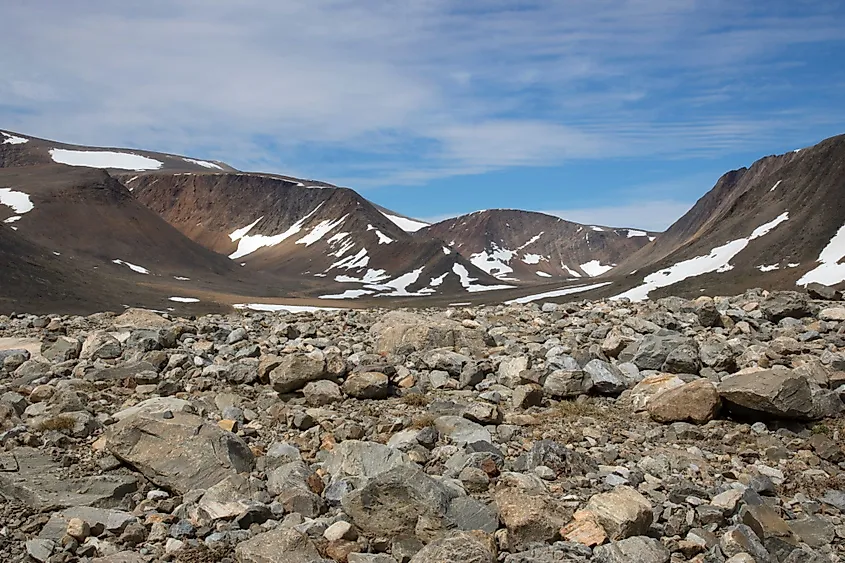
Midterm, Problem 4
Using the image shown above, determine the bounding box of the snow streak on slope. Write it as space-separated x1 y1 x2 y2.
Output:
580 260 615 277
235 303 341 312
614 212 790 302
452 263 517 293
367 224 394 244
228 204 324 259
1 132 28 145
49 149 163 171
797 223 845 286
506 282 613 304
183 158 223 170
296 215 347 247
169 297 200 303
381 212 429 233
562 264 582 278
470 243 516 278
112 259 151 274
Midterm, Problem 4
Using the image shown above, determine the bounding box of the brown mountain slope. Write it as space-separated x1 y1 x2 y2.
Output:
419 209 656 281
593 134 845 301
128 173 514 300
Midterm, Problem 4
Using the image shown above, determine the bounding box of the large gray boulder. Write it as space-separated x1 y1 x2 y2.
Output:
583 360 630 395
324 440 410 481
234 527 322 563
761 292 813 322
341 465 457 539
718 369 818 420
106 411 254 494
371 311 490 355
631 334 688 371
270 352 328 394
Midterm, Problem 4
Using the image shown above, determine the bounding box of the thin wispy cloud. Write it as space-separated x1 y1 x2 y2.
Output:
1 1 844 219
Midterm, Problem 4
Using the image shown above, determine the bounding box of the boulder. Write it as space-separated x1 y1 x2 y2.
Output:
0 447 136 511
41 336 81 363
761 292 813 322
234 527 322 563
270 352 327 394
648 379 721 424
409 531 496 563
632 335 688 371
543 369 586 398
325 440 410 481
629 374 685 411
718 369 817 420
342 371 389 399
341 465 457 539
302 380 343 406
495 486 573 551
113 308 172 329
80 332 123 360
585 485 653 540
371 311 490 355
106 411 254 494
592 536 670 563
583 359 629 395
434 416 491 444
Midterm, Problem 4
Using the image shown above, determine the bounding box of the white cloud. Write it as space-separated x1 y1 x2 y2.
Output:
0 1 843 184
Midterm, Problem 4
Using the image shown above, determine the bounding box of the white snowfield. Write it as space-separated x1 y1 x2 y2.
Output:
797 223 845 286
580 260 615 277
452 263 516 293
319 289 374 300
614 212 790 302
470 243 516 278
234 303 341 313
626 229 648 238
228 204 324 260
49 149 163 171
112 259 151 275
381 211 429 233
0 187 34 215
183 158 223 170
168 297 200 303
1 132 28 145
506 282 613 304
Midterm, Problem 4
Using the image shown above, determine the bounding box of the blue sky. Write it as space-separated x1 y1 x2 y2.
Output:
2 1 845 230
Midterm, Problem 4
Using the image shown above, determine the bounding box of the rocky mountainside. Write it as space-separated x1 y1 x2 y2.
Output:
421 209 657 281
603 135 845 301
1 290 844 562
127 173 514 301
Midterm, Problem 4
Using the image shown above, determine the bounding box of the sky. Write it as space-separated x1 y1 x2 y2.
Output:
2 1 845 231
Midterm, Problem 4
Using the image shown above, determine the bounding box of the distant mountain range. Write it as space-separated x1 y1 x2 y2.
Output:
1 128 843 313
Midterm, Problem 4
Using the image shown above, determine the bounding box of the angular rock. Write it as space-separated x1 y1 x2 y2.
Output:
343 371 389 399
648 379 720 424
372 311 489 355
543 369 586 398
629 374 685 411
761 292 813 322
106 411 254 494
270 352 327 394
409 531 496 563
560 510 607 547
583 359 629 395
434 415 491 444
585 485 653 540
325 440 410 481
303 379 343 406
234 527 322 563
632 334 687 371
718 369 817 420
0 447 136 511
592 536 670 563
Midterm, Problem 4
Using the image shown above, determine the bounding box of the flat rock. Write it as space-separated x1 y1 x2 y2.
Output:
106 411 254 495
0 447 136 511
593 536 670 563
434 415 491 444
585 485 653 540
648 379 720 424
718 369 817 420
234 527 322 563
371 311 489 355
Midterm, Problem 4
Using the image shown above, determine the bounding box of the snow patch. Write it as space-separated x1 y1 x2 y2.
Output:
536 271 552 278
296 215 347 247
49 149 163 171
381 212 429 233
183 158 223 170
452 263 516 293
112 259 150 275
3 216 21 224
367 224 394 244
522 253 546 265
335 269 390 284
561 264 582 278
0 188 34 215
470 243 516 278
234 303 341 313
517 233 544 250
229 204 323 260
429 273 449 287
229 217 264 242
758 264 780 272
442 247 451 255
627 229 648 238
1 132 28 145
797 223 845 286
319 289 374 299
590 226 604 232
330 247 369 270
174 276 191 281
614 212 790 301
580 260 615 277
506 282 613 304
770 180 782 192
169 297 200 303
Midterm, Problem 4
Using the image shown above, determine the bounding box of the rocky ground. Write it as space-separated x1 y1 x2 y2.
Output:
1 288 845 563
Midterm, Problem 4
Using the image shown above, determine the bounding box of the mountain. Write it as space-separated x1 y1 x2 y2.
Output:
126 172 519 301
419 209 656 281
599 134 845 301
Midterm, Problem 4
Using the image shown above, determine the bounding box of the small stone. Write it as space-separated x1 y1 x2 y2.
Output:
585 485 653 540
66 517 90 541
